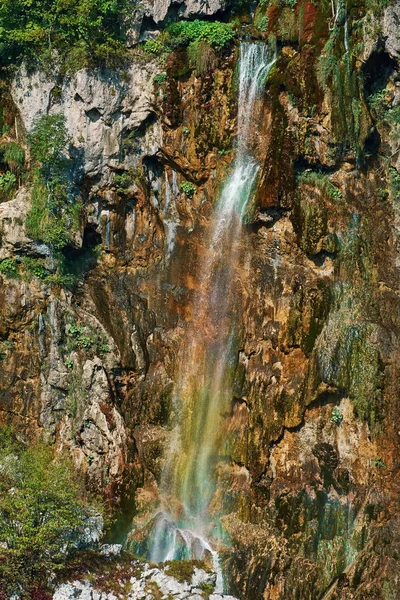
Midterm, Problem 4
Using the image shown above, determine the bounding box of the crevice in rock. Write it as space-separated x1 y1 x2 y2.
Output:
86 107 102 123
247 207 290 232
362 48 396 97
306 250 337 267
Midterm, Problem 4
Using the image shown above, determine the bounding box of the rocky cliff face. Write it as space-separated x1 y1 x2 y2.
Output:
1 0 400 598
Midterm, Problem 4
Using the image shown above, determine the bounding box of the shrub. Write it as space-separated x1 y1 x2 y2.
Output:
330 407 343 425
26 115 82 252
0 170 16 195
153 72 167 85
21 257 47 280
1 142 25 173
28 114 69 168
66 322 110 355
187 41 217 74
180 181 196 198
0 257 18 278
0 430 103 594
257 16 269 32
143 39 164 55
166 20 235 51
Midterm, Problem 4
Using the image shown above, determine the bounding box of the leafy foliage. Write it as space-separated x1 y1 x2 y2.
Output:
0 0 130 70
66 322 110 355
180 181 196 198
20 256 48 280
0 429 102 595
0 142 25 173
0 170 16 194
330 407 343 425
166 20 235 51
26 114 82 251
0 257 18 278
153 72 167 85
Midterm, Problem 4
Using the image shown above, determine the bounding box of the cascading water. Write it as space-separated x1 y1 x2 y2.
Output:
141 42 275 580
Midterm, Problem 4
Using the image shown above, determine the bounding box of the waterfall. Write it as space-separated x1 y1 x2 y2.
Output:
145 42 275 570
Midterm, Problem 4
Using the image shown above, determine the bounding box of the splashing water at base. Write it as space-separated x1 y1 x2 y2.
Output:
136 42 276 583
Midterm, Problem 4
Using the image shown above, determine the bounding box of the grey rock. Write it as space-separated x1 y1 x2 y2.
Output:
384 3 400 59
12 60 161 180
100 543 123 557
143 0 230 24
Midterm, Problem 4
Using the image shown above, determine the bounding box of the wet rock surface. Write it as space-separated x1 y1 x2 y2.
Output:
1 0 400 598
54 562 238 600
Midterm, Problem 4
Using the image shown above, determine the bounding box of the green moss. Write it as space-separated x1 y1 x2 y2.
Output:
164 559 210 582
317 318 382 424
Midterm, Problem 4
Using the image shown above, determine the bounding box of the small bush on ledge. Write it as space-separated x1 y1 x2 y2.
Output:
180 181 196 198
330 407 343 425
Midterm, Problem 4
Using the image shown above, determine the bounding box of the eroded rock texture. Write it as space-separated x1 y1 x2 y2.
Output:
1 0 400 598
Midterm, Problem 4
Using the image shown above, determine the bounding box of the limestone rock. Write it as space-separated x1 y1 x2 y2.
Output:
142 0 231 25
12 61 161 178
0 187 44 259
384 3 400 59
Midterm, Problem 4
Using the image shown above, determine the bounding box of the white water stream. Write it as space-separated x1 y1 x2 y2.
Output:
143 42 276 585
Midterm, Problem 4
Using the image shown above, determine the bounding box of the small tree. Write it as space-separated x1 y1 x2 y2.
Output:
0 429 102 595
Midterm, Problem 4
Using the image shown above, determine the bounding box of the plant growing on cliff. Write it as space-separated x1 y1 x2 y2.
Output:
166 20 235 51
0 170 16 195
330 407 343 425
297 170 343 202
26 115 82 252
180 181 196 198
0 142 25 175
0 429 103 595
0 257 18 278
66 322 110 355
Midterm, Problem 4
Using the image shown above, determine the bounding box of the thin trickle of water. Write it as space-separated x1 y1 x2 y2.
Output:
163 171 178 257
144 42 276 576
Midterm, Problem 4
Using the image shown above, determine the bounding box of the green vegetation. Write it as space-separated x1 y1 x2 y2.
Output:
0 339 13 360
297 171 343 202
142 19 235 70
153 73 167 86
199 581 214 598
0 257 18 278
180 181 196 198
0 427 103 595
374 457 385 469
330 407 343 425
26 114 82 253
164 559 210 583
1 141 25 171
368 89 400 140
0 170 16 195
0 0 130 71
166 20 235 51
257 16 269 32
112 169 143 193
316 3 368 164
66 322 110 355
20 256 47 280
